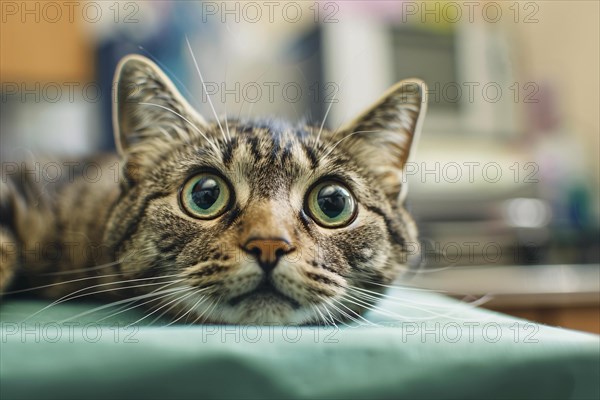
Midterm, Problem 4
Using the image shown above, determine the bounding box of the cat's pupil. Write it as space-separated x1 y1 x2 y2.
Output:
191 178 220 210
317 185 348 218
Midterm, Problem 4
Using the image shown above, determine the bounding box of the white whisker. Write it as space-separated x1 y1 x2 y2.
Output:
6 272 128 295
151 288 207 326
96 285 187 323
315 93 337 146
56 287 190 324
126 289 199 327
181 296 212 326
330 296 377 327
350 285 485 308
167 291 215 326
137 45 203 110
224 114 231 142
355 279 443 292
138 102 219 153
319 296 360 327
22 276 184 322
39 260 123 276
321 130 379 160
185 36 229 143
318 303 337 327
311 304 332 326
187 295 222 326
347 288 493 322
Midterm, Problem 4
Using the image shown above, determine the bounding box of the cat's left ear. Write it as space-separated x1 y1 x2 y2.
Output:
112 54 209 157
336 79 427 202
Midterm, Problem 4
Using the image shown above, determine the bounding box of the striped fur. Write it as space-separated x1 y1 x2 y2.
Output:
0 55 427 325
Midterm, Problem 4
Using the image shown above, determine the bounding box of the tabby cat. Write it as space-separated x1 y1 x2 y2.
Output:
0 55 427 325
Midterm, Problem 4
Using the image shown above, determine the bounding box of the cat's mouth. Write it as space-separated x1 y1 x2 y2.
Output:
228 280 301 309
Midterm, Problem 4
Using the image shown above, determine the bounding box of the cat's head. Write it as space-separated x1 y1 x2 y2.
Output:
105 55 427 325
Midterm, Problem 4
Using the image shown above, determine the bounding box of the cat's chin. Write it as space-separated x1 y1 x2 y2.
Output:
183 294 316 325
228 283 301 309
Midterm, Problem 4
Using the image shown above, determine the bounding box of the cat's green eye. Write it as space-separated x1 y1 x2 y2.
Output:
306 181 357 228
180 173 231 219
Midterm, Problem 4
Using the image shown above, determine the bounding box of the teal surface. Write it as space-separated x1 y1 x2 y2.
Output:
1 289 598 399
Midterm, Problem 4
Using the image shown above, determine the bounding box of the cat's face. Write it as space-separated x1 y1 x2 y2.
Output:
104 55 427 325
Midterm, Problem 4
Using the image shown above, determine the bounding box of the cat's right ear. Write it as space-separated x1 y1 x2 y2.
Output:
334 80 427 203
112 54 208 157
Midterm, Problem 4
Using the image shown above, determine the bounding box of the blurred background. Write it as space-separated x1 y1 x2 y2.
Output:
1 0 598 332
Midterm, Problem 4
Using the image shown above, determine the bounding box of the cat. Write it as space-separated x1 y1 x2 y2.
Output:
0 55 427 325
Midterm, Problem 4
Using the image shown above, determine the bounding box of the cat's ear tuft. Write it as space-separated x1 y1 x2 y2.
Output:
336 79 427 202
112 54 208 156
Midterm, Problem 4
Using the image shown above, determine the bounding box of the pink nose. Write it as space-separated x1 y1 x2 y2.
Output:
242 238 294 272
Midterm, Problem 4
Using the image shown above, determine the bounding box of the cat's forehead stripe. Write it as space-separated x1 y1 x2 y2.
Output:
224 124 315 166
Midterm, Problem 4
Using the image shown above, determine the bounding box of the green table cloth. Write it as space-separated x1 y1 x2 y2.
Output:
1 288 598 399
